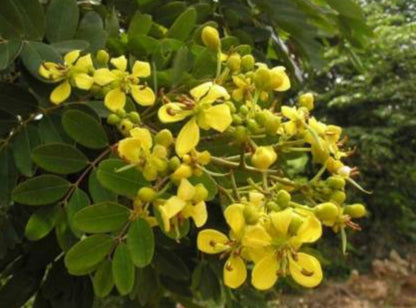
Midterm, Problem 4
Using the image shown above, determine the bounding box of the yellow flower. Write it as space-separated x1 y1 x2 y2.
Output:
197 204 248 288
94 56 155 111
281 106 308 136
158 81 231 156
269 66 291 92
158 179 208 233
232 75 254 102
245 208 323 290
38 50 94 104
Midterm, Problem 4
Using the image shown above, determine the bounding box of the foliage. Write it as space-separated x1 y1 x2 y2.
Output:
0 0 371 306
308 0 416 263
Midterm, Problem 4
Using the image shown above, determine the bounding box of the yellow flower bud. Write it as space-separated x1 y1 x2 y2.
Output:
201 26 220 50
138 187 157 202
227 53 241 72
107 114 120 125
241 54 255 71
193 184 208 203
153 145 168 159
155 129 174 147
118 119 134 135
253 68 272 91
243 204 260 225
197 151 211 165
344 204 366 218
288 214 304 234
276 190 291 208
233 126 248 144
299 93 314 111
171 164 193 181
251 146 277 170
168 156 181 171
264 116 281 136
96 49 110 66
330 191 346 205
314 202 339 222
183 154 192 164
143 165 158 181
128 111 141 124
327 176 346 190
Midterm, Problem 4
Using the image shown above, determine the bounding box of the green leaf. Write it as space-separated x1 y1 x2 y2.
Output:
0 40 22 71
192 48 216 78
65 234 113 275
12 175 71 206
51 40 90 54
128 35 159 58
93 260 114 298
46 0 79 42
66 188 90 237
25 205 59 241
88 169 117 203
62 110 108 149
11 125 40 177
74 202 131 233
97 159 149 197
128 12 153 38
76 12 107 52
325 0 364 20
0 148 18 207
32 143 89 174
155 2 187 26
20 41 62 79
154 248 190 281
38 114 69 144
0 83 38 117
127 218 154 268
55 209 77 251
172 46 190 86
112 243 135 295
166 8 197 41
0 0 45 40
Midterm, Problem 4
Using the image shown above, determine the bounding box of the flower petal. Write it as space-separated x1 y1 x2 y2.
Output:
224 256 247 289
295 215 322 244
158 103 191 123
281 106 298 120
197 229 229 254
130 127 152 150
175 118 200 157
190 82 212 100
131 85 155 106
50 80 71 104
162 196 186 219
289 253 323 288
94 68 117 86
73 73 94 90
64 50 80 65
110 55 127 71
191 201 207 227
75 54 93 72
242 225 271 249
132 60 151 78
203 84 230 103
177 179 195 201
224 204 245 238
203 104 232 132
271 66 290 92
104 87 126 111
270 208 293 236
251 253 279 290
118 138 142 163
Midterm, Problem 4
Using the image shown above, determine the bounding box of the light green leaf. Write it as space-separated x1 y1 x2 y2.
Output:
32 143 89 175
25 205 59 241
12 175 71 206
166 8 197 41
93 260 114 298
127 218 154 268
65 234 113 275
74 202 131 233
128 12 152 38
62 110 108 149
112 243 135 295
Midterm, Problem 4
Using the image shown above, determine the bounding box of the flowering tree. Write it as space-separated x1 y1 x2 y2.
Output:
0 0 370 306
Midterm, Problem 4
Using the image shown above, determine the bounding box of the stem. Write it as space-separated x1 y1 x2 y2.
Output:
230 172 241 202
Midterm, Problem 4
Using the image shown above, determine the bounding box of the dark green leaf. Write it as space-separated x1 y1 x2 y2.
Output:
74 202 130 233
25 205 59 241
62 109 108 149
51 40 90 54
154 248 190 281
32 143 89 174
172 46 190 86
65 234 113 275
12 175 71 206
76 12 107 52
20 41 62 79
0 109 17 135
97 159 149 197
11 125 40 177
0 83 38 117
0 148 18 207
46 0 79 42
93 260 114 298
0 40 22 71
38 114 69 143
66 188 90 237
113 243 135 295
127 218 154 268
166 8 197 41
88 169 117 203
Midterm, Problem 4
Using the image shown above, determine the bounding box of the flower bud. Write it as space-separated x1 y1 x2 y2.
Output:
138 187 157 202
96 49 110 66
344 204 366 218
233 126 248 144
155 129 174 147
247 119 260 133
255 111 268 126
254 68 272 91
299 93 314 111
116 109 127 118
251 146 277 170
225 101 236 113
171 164 193 181
153 145 168 159
327 176 346 190
288 214 304 234
227 53 241 72
128 111 141 124
201 26 220 51
192 168 203 177
143 165 158 181
276 190 291 208
270 70 284 89
243 204 261 225
239 104 249 115
264 116 281 136
168 156 181 171
197 151 211 165
314 202 339 222
241 54 255 71
330 191 346 205
266 201 280 212
119 119 134 135
193 184 208 203
260 91 269 102
107 114 121 125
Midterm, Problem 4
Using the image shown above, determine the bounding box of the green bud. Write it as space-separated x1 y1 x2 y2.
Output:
96 49 110 66
288 214 304 234
239 105 249 115
266 201 280 212
327 176 346 190
227 53 241 72
330 191 346 205
155 129 174 147
168 156 181 171
128 111 140 124
241 54 255 71
254 68 271 91
314 202 339 222
247 119 260 133
116 109 127 118
276 190 291 208
201 26 220 51
138 187 157 202
344 204 366 218
107 114 121 125
225 101 237 113
232 114 243 125
233 126 248 144
265 116 281 136
255 111 268 126
243 205 261 225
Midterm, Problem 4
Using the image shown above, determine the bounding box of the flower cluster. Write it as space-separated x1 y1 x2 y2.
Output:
38 26 367 291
